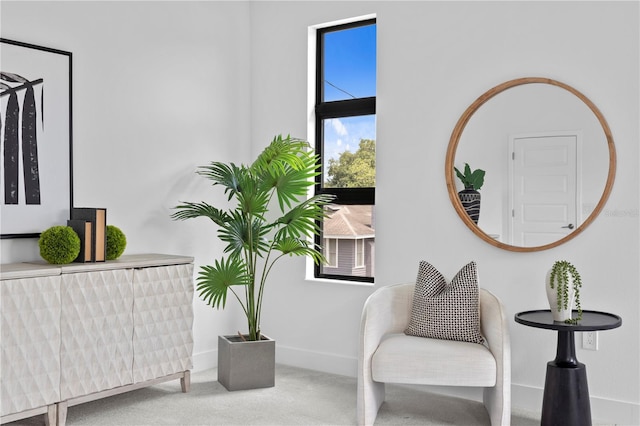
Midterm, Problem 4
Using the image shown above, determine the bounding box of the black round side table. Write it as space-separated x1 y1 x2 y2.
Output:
515 310 622 426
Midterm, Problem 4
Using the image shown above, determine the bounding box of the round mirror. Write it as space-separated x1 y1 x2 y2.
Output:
445 77 616 252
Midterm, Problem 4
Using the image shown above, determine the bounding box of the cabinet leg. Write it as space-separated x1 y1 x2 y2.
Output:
57 401 68 426
181 370 191 393
44 405 57 426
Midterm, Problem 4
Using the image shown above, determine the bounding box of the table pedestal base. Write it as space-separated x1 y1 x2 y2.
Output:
515 311 622 426
541 361 591 426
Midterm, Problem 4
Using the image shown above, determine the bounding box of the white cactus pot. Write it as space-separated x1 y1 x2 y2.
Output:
545 269 575 322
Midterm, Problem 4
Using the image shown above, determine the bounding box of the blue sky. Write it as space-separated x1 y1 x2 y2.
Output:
322 23 376 174
324 23 376 101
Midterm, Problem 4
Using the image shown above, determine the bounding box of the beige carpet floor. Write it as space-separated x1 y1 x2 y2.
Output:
7 365 540 426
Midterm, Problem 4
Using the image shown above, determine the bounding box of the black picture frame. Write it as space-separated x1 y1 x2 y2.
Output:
1 38 73 239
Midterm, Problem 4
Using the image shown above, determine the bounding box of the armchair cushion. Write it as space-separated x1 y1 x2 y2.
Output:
371 333 497 386
405 261 484 344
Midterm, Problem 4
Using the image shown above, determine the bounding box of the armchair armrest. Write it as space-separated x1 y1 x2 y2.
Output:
357 283 414 425
479 288 511 425
359 283 414 363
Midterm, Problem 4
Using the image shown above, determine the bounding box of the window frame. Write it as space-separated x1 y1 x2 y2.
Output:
314 18 376 283
355 238 365 269
324 237 339 268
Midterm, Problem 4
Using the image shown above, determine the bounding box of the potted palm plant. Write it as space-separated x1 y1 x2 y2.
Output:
172 135 334 391
454 163 485 224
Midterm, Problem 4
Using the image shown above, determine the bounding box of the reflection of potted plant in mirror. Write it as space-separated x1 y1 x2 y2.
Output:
172 135 334 391
546 260 583 324
454 163 485 224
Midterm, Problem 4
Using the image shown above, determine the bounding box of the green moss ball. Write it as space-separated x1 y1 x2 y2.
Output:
106 225 127 260
39 225 81 264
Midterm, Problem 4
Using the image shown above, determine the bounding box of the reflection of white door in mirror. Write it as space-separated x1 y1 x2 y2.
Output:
508 133 581 246
445 77 616 252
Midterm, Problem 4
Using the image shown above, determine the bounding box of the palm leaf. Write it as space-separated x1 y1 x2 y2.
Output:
197 162 245 200
252 135 309 174
252 135 321 211
274 194 335 239
218 210 269 257
196 257 251 309
266 151 321 211
273 237 326 264
171 201 229 227
234 170 270 217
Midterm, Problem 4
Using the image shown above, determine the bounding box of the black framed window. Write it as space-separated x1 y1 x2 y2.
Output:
314 19 376 283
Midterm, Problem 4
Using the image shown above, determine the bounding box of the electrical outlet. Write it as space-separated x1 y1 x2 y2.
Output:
582 331 598 350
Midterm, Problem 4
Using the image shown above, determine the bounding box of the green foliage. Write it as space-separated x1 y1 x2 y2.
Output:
454 163 485 190
172 135 335 341
549 260 583 324
326 139 375 188
38 226 81 264
106 225 127 260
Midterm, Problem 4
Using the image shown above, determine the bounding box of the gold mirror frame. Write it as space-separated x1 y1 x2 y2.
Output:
445 77 616 252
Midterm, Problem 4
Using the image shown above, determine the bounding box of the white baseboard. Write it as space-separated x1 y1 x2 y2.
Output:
400 383 640 425
589 395 640 426
275 344 358 378
511 383 542 416
192 349 217 372
512 383 640 425
191 345 358 376
192 345 358 376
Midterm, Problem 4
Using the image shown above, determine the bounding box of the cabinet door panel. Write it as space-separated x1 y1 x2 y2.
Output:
1 276 61 415
132 264 194 383
60 269 134 399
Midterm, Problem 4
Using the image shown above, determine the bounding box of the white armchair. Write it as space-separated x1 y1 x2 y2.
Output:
357 283 511 426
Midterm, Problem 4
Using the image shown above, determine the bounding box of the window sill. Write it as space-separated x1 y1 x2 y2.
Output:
305 276 374 287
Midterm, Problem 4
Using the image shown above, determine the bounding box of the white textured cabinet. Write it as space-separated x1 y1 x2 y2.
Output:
1 254 194 426
132 264 194 383
1 264 61 425
60 268 135 400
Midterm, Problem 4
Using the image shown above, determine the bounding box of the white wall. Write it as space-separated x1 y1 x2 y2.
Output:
249 1 639 424
1 0 253 367
2 1 638 424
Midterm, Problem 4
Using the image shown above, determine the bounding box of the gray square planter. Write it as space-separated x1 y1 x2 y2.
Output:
217 334 275 391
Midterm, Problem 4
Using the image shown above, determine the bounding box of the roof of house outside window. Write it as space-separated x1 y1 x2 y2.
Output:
323 204 375 239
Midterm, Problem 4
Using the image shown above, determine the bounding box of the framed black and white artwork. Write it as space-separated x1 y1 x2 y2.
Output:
1 39 73 238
